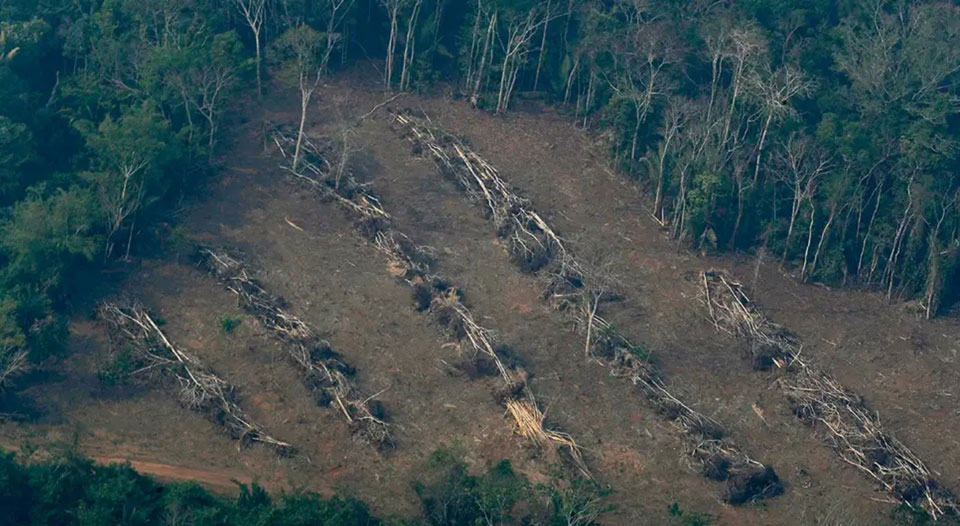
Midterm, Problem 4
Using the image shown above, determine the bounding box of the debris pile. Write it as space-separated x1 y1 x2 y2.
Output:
702 270 956 517
272 128 589 478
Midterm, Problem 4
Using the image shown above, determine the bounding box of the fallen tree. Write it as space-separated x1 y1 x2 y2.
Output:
701 270 957 518
195 248 392 449
98 301 294 456
271 127 590 479
391 111 782 505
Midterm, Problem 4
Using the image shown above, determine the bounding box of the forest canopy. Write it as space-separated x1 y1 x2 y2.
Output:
0 0 959 403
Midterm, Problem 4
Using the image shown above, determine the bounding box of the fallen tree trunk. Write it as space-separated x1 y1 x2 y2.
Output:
391 111 782 505
98 301 294 456
701 270 957 518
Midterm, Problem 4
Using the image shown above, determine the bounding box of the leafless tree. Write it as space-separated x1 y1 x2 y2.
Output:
773 134 832 264
235 0 267 101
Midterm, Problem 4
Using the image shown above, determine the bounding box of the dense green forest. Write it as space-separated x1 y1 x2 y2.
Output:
1 0 959 496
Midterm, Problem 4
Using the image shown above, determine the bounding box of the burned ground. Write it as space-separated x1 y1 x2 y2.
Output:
3 70 960 525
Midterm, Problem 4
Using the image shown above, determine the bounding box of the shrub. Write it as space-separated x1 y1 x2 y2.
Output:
218 315 242 335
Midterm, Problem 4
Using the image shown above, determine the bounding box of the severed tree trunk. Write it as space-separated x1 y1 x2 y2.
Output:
382 0 402 90
811 201 839 278
399 0 423 91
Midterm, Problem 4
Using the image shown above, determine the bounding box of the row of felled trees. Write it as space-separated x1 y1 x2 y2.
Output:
3 0 960 391
359 0 960 319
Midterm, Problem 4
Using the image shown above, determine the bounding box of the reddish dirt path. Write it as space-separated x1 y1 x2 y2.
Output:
91 457 253 491
1 441 254 493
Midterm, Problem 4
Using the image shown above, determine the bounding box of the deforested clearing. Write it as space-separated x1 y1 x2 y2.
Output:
3 72 959 525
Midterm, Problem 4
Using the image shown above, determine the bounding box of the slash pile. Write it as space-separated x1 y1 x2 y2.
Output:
392 111 782 505
702 270 957 518
196 248 392 449
98 301 294 455
271 127 590 478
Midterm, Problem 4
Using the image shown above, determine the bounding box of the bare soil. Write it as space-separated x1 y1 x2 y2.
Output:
4 67 960 525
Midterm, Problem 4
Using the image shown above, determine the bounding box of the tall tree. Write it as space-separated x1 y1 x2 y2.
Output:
273 23 324 173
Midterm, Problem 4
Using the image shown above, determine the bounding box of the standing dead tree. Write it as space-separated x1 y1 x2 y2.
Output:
270 128 590 478
392 111 782 505
701 270 958 519
97 301 294 455
196 248 392 449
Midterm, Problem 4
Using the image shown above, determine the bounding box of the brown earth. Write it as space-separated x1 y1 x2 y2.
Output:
3 66 960 525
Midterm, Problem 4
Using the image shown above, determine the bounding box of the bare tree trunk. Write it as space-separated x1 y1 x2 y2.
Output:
811 202 838 277
384 4 400 90
858 177 884 277
783 194 802 262
753 113 772 184
496 45 512 113
293 82 314 173
465 0 483 91
533 0 551 91
801 202 816 280
254 30 262 101
563 54 579 104
471 11 496 105
582 70 595 128
400 0 423 91
885 194 913 298
924 230 941 319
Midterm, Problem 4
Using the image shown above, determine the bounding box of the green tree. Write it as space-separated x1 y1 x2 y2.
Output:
80 103 175 261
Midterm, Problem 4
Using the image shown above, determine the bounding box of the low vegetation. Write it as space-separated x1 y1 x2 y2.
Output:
0 446 616 526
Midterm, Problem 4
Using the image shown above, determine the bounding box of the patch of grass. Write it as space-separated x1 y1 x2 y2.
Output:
218 314 242 335
630 343 651 361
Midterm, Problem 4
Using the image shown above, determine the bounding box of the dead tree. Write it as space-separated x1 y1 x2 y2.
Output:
380 0 405 90
495 5 560 114
399 0 424 91
774 134 832 264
